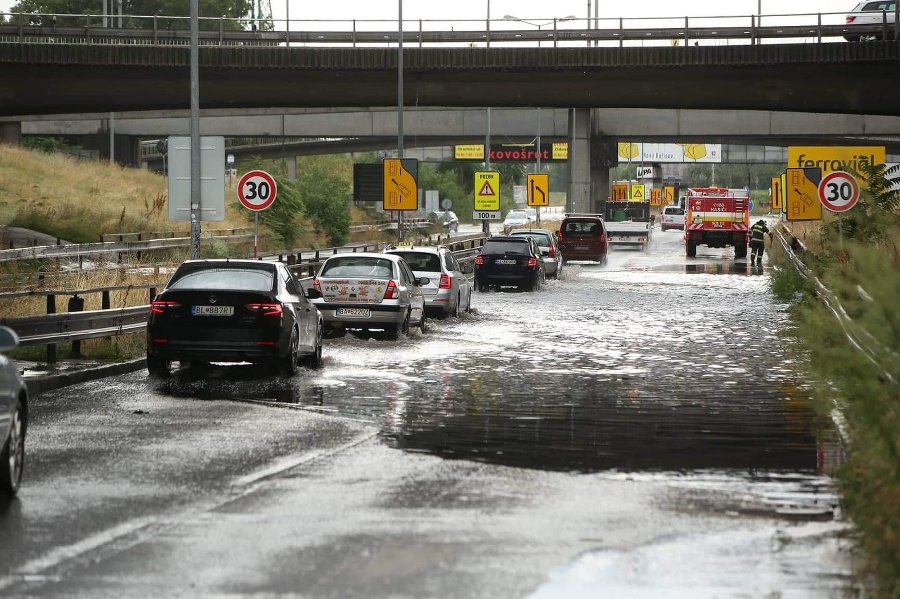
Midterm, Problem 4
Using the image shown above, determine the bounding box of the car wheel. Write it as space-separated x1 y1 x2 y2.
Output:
304 321 324 369
281 328 299 376
0 395 25 498
146 354 171 378
451 294 460 318
600 254 608 266
419 313 428 334
387 312 410 341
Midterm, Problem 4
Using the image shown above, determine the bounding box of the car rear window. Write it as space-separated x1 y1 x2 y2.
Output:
389 251 441 272
563 220 604 236
321 256 394 278
482 240 531 254
663 207 684 215
511 232 551 247
169 268 274 292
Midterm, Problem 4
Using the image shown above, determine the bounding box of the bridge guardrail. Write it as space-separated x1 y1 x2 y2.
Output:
1 10 894 48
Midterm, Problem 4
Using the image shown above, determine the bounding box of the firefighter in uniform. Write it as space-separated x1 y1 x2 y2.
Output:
750 219 770 266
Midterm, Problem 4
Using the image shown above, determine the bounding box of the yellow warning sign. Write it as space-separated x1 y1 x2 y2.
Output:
455 144 485 160
612 183 628 201
473 171 500 211
664 185 676 204
629 184 646 201
383 158 418 211
785 167 822 222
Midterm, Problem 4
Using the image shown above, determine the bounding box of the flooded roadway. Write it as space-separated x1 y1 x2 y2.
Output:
0 225 856 598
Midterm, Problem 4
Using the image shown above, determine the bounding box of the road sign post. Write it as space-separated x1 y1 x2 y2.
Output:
237 169 278 258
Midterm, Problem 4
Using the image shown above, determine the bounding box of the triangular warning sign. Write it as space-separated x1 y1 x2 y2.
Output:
478 181 496 196
632 187 643 199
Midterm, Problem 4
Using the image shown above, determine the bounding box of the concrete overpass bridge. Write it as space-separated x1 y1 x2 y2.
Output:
2 29 899 212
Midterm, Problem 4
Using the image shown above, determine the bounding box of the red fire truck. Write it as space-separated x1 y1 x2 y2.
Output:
683 187 750 258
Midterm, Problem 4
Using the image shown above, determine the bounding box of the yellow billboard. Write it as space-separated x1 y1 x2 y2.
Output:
454 144 485 160
788 146 885 177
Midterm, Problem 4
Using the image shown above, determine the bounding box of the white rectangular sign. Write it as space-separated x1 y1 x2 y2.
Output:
618 143 722 163
473 210 502 220
167 136 226 222
637 166 653 179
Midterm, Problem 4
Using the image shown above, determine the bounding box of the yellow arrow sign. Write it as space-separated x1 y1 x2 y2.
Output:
527 173 549 206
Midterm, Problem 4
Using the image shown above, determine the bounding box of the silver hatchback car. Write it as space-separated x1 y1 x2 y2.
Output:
311 252 429 339
509 229 563 279
1 325 28 498
385 246 473 318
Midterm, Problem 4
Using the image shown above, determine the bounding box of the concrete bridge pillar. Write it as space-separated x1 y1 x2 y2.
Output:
590 133 617 214
0 121 22 145
567 108 591 214
286 156 297 181
84 133 142 167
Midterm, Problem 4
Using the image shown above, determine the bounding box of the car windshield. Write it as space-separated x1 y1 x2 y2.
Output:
168 268 274 292
482 240 531 255
321 256 395 278
506 211 527 220
390 251 442 272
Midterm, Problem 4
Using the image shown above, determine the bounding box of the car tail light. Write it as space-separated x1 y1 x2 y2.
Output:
245 303 283 317
846 16 856 22
384 280 399 299
547 245 555 258
312 278 322 292
474 255 484 266
527 257 538 267
150 300 181 314
439 274 452 289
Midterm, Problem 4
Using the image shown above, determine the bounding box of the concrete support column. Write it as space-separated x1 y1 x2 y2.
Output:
590 116 618 214
567 108 592 214
286 156 297 181
86 133 142 167
0 121 22 145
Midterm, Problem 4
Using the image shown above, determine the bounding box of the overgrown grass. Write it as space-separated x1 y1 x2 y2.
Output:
769 214 900 598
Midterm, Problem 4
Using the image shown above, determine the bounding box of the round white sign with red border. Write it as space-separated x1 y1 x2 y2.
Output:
817 171 860 213
237 170 277 211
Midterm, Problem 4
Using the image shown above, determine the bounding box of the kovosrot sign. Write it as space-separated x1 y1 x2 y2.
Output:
455 143 568 162
788 146 886 175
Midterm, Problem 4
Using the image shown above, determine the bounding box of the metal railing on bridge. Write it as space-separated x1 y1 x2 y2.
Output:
1 11 897 48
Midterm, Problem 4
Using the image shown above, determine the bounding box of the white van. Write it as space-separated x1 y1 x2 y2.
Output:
660 205 685 231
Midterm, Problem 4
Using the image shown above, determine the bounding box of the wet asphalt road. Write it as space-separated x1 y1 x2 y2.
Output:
0 225 856 598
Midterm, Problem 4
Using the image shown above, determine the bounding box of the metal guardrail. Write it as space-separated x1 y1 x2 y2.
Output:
774 224 897 384
0 235 488 360
0 233 256 263
0 10 896 48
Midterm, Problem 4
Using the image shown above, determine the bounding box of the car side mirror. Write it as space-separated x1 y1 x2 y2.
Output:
418 277 430 286
305 287 322 300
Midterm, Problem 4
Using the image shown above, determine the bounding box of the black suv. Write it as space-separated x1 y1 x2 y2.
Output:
473 236 545 292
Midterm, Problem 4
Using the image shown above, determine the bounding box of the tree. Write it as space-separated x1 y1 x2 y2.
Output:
294 156 353 247
8 0 252 30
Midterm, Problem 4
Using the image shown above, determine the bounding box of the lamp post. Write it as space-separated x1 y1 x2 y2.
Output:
503 14 577 48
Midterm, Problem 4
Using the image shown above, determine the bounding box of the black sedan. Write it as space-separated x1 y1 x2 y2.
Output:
147 259 324 376
473 236 545 292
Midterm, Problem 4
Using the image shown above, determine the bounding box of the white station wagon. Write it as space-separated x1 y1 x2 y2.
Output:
311 252 429 340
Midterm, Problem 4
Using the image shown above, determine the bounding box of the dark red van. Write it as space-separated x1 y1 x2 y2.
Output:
556 214 609 265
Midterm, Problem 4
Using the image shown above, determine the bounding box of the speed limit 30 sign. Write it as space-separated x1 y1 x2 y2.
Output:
817 170 860 213
237 170 277 211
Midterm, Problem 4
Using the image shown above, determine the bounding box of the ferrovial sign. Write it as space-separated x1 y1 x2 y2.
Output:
617 142 722 163
788 146 885 177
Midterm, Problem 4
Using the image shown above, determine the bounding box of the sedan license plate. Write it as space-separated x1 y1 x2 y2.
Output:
192 305 234 316
495 259 517 265
336 307 371 317
575 246 588 251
